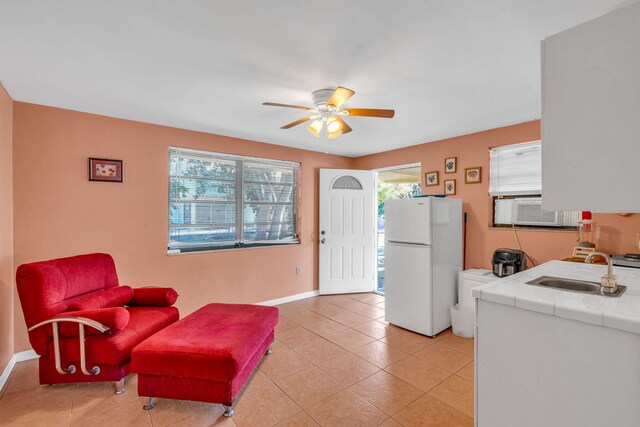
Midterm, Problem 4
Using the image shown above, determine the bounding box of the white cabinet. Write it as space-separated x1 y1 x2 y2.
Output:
541 2 640 212
476 299 640 427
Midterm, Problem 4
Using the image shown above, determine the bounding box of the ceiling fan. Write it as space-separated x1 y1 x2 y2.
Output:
262 86 395 139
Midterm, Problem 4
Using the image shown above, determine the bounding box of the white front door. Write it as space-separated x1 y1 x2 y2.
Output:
319 169 375 295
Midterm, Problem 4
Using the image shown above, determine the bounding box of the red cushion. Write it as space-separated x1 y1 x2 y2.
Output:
53 306 179 366
67 286 134 311
131 303 278 382
49 307 130 337
128 287 178 307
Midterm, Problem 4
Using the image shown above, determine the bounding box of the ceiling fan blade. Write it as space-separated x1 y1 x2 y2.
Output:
281 116 314 129
263 102 313 111
326 86 355 108
343 108 395 118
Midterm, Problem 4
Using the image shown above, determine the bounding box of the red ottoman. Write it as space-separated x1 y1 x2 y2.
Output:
131 303 278 416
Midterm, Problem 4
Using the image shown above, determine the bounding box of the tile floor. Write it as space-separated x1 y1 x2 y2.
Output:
0 293 474 426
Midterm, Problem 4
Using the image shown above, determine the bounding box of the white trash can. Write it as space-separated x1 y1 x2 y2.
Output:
450 304 475 338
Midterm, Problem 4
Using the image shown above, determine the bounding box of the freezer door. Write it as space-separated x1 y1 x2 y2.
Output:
384 241 433 336
384 198 431 245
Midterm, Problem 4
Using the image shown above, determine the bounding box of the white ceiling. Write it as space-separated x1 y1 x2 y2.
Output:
0 0 630 157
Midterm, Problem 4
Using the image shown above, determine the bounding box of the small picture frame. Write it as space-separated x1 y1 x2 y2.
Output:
89 158 123 182
444 179 456 195
464 167 482 184
444 157 457 174
425 171 439 187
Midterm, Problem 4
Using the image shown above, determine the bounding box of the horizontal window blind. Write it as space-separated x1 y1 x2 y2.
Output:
168 147 299 251
489 141 541 196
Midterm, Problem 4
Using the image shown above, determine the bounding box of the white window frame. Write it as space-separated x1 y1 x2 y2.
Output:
490 141 578 229
168 147 300 253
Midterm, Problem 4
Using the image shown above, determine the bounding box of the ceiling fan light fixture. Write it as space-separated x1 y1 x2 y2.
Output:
326 117 342 133
306 119 322 137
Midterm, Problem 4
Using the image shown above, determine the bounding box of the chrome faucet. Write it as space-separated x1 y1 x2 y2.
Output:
584 252 618 294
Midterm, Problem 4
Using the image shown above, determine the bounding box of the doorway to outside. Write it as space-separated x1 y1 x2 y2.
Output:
375 164 421 294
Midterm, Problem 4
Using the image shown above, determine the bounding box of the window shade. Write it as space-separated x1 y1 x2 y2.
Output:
168 147 299 251
489 141 542 196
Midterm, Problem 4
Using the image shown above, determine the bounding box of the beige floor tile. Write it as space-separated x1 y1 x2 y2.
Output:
275 316 300 335
347 293 385 306
347 302 386 320
379 418 403 427
306 389 388 427
393 394 473 427
352 320 401 340
0 383 75 427
243 369 274 392
277 326 319 348
147 397 219 427
349 370 423 416
413 343 473 373
352 341 409 369
232 380 301 427
380 329 436 354
438 335 474 356
167 405 237 426
384 356 450 393
428 375 474 417
289 335 350 365
433 328 453 342
4 359 41 395
273 366 344 409
70 392 152 426
456 362 474 383
375 301 386 309
316 352 380 387
259 341 313 381
320 328 376 351
331 311 372 327
274 411 319 426
308 302 350 318
73 375 146 409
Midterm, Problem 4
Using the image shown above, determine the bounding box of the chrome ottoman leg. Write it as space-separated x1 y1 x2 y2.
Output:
114 378 126 395
265 347 272 355
223 405 234 417
143 397 155 410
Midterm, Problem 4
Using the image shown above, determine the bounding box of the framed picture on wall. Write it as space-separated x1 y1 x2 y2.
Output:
444 157 457 174
444 179 456 195
425 171 439 186
464 166 482 184
89 158 123 182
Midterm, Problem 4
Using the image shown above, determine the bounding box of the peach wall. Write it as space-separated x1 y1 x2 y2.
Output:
0 83 14 367
354 121 640 269
12 102 354 351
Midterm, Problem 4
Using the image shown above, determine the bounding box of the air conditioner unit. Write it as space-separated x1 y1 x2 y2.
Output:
495 197 563 227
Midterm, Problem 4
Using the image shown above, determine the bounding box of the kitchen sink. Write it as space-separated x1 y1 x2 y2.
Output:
526 276 626 297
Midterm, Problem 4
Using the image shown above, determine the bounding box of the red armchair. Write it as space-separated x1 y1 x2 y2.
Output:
16 253 180 394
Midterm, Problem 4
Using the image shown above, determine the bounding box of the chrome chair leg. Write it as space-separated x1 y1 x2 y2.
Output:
223 405 234 417
143 397 155 410
114 378 126 395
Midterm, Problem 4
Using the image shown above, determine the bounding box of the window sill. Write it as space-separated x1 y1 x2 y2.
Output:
167 242 300 256
489 226 578 233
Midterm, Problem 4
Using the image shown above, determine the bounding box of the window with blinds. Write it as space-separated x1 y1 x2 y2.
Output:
489 141 541 197
489 141 578 228
168 147 300 252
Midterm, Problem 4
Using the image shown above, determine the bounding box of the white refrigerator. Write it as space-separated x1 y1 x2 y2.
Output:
384 197 462 336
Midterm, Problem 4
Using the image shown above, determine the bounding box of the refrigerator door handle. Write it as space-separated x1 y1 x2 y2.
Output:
386 240 431 247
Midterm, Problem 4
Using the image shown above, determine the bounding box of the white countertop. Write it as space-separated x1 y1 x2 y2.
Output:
472 260 640 335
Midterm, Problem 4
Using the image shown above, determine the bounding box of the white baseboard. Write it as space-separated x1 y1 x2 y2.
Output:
0 349 39 392
258 290 319 306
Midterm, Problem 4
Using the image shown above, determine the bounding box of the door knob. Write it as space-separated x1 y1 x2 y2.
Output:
321 238 326 244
